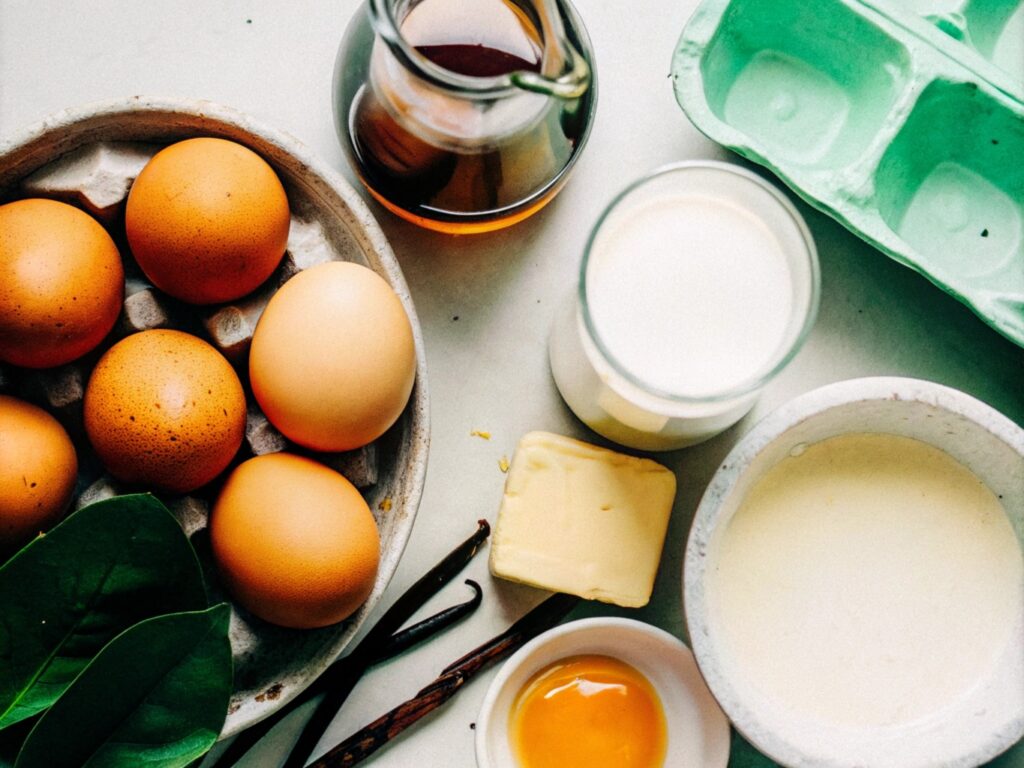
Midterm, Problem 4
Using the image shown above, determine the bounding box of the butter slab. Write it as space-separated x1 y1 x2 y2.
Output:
489 431 676 607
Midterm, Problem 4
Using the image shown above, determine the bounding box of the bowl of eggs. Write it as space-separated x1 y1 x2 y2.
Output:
0 97 428 735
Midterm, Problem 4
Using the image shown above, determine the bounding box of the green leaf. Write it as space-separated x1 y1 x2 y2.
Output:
728 730 780 767
983 738 1024 768
15 604 232 768
0 494 208 728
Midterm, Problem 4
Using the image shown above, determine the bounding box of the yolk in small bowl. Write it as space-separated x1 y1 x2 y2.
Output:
508 654 667 768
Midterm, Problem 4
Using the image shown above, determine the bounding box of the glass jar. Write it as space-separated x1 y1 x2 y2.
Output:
549 162 821 451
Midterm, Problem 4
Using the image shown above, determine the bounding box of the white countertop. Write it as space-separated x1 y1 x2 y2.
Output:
2 2 1021 766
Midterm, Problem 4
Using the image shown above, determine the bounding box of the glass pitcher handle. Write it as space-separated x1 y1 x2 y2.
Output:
511 0 591 99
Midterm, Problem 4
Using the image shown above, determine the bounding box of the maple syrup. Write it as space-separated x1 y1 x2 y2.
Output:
334 0 595 233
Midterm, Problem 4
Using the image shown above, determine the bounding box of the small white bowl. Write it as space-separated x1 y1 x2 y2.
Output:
684 377 1024 768
475 617 730 768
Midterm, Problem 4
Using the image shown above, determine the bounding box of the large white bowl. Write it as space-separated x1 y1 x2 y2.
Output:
684 377 1024 767
475 617 731 768
0 97 429 737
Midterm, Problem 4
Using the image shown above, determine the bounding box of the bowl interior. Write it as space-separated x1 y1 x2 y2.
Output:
685 379 1024 768
0 98 429 737
476 618 730 768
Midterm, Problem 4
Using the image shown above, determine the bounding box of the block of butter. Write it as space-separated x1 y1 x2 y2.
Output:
489 431 677 607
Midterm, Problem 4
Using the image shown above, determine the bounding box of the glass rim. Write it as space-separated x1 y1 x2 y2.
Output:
368 0 591 100
578 160 822 406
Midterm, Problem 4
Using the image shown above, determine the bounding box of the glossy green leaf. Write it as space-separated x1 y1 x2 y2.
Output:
0 494 207 728
15 604 232 768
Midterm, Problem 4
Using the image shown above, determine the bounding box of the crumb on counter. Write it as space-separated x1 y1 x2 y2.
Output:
498 456 510 473
470 430 491 440
378 497 392 512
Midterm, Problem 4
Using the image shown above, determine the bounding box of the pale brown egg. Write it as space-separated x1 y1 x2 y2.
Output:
249 261 416 452
209 452 380 629
0 395 78 553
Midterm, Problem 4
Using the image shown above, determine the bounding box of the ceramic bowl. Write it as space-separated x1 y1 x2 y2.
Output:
475 617 730 768
0 97 429 736
684 377 1024 767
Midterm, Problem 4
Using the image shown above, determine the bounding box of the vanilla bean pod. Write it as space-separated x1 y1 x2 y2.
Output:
375 579 482 662
280 521 490 768
309 593 581 768
216 520 490 768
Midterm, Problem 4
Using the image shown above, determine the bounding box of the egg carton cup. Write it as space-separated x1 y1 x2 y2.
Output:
0 97 429 737
672 0 1024 347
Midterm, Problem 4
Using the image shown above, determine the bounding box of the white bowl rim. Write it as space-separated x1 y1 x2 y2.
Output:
683 376 1024 768
475 615 731 768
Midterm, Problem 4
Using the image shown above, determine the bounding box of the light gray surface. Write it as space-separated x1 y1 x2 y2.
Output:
1 2 1022 767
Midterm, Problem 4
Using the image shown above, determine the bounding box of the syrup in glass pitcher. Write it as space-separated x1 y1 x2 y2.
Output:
333 0 596 233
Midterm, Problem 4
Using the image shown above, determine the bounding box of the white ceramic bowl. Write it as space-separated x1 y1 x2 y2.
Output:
475 617 730 768
0 97 429 736
684 377 1024 768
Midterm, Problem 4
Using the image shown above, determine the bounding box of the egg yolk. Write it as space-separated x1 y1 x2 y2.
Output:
509 655 667 768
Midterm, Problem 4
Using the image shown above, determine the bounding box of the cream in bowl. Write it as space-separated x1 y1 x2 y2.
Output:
476 617 730 768
685 377 1024 768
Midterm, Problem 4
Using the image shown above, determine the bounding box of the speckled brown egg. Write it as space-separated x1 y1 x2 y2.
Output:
0 395 78 553
210 452 381 629
83 329 245 493
125 137 290 305
0 198 123 368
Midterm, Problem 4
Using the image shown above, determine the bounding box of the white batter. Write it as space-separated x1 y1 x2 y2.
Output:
710 433 1023 727
586 194 794 398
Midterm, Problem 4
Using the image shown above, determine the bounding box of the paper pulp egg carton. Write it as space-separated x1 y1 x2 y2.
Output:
672 0 1024 347
9 142 379 494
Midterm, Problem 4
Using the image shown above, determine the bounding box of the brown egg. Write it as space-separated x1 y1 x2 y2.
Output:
249 262 416 452
210 452 380 629
0 395 78 553
0 198 123 368
125 137 290 305
83 329 245 493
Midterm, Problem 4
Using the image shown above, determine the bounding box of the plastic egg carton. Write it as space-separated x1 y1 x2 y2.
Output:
672 0 1024 347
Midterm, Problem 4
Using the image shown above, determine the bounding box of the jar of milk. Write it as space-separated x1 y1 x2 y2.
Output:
549 161 820 450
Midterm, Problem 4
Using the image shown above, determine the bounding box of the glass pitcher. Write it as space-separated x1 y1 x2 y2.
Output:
333 0 596 234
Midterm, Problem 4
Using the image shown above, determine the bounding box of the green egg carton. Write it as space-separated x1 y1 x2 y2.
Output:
672 0 1024 347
